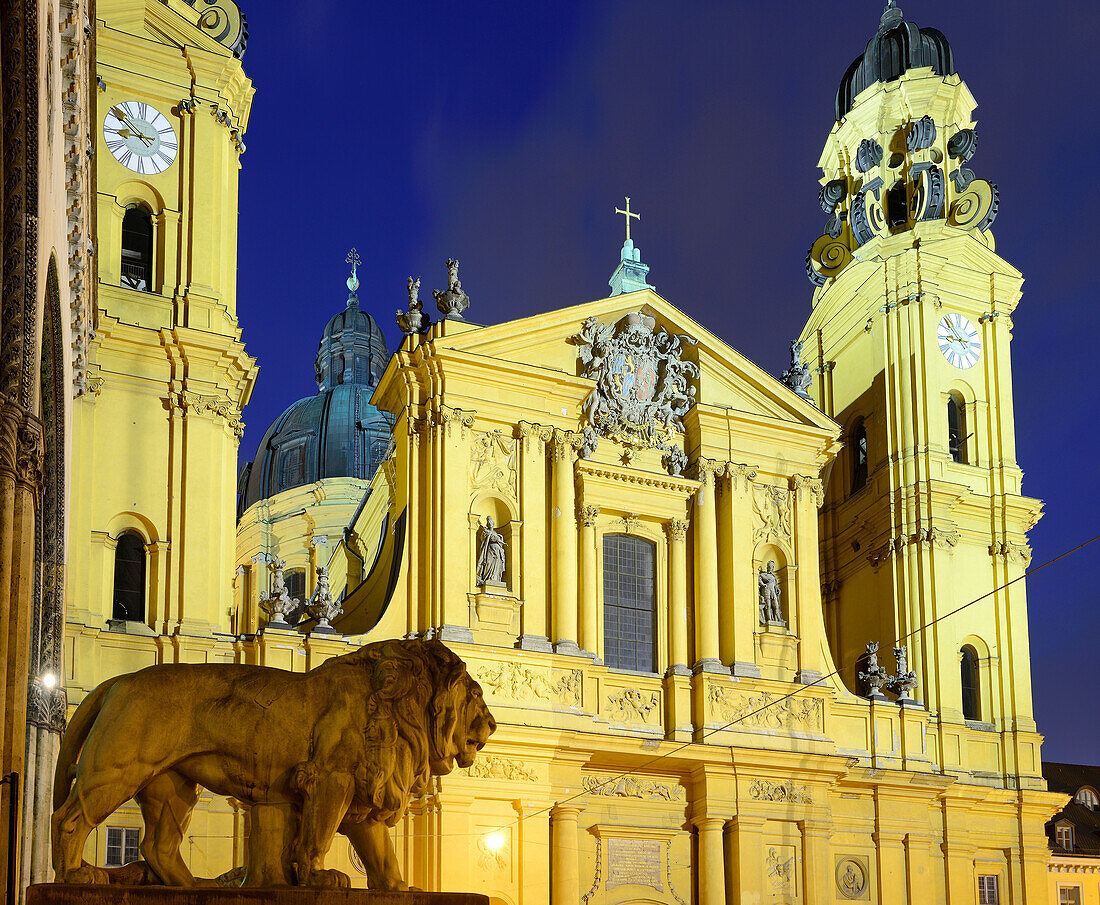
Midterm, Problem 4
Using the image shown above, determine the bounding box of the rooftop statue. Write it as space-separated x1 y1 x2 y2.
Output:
51 639 496 891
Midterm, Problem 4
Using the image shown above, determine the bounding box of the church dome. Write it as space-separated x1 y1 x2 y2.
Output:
238 262 393 515
835 1 955 121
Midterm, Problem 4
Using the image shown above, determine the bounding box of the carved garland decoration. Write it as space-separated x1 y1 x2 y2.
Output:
571 311 698 476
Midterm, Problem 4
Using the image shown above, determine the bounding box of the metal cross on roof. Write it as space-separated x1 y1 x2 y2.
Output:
615 197 640 243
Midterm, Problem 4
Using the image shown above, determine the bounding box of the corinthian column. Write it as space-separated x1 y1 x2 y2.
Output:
579 504 600 657
693 459 722 673
665 519 690 674
551 431 580 654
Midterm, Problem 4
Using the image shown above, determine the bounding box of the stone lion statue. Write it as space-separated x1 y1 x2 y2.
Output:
52 638 496 890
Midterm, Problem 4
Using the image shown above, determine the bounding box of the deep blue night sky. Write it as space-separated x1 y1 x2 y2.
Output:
233 2 1100 762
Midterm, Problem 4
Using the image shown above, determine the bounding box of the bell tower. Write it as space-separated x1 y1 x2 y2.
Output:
799 2 1044 786
69 0 257 640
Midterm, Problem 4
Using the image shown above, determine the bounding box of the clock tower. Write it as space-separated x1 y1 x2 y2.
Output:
68 0 256 647
799 2 1045 788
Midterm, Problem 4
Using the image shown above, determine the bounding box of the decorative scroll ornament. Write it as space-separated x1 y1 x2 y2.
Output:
306 567 343 629
184 0 248 58
855 138 883 173
948 179 999 232
572 311 698 475
906 114 937 151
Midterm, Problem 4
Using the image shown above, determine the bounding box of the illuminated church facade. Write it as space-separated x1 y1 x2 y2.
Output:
63 0 1067 902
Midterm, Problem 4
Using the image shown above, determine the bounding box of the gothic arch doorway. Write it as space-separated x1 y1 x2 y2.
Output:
23 254 68 885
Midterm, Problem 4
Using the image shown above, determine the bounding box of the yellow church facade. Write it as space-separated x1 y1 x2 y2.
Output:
60 0 1069 902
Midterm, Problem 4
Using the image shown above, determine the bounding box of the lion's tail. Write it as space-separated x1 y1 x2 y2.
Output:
52 676 120 812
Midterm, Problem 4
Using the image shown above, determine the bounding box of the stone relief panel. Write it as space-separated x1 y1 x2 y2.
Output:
605 688 660 725
836 856 871 900
462 756 539 782
708 686 823 733
753 484 792 546
470 430 518 497
747 778 813 805
473 662 582 707
582 775 685 801
766 845 798 897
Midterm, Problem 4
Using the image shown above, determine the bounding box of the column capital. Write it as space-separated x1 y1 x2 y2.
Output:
691 456 720 486
691 816 729 832
578 504 600 528
790 473 824 508
665 518 688 541
433 404 476 439
550 802 585 820
0 396 43 488
550 429 582 461
516 420 553 452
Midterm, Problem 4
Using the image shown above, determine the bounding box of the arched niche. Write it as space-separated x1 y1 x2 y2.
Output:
469 493 519 594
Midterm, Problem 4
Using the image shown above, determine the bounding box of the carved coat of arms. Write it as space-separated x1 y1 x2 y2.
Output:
572 311 699 474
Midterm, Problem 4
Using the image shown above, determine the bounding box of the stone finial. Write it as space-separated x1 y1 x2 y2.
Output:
259 556 299 625
432 258 470 320
397 275 429 336
780 340 813 402
857 641 890 700
306 567 343 630
887 644 919 706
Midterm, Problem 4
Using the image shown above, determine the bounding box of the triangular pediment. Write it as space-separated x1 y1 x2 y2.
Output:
434 289 838 434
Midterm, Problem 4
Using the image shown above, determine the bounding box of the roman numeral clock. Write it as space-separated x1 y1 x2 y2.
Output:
937 311 982 370
103 101 177 175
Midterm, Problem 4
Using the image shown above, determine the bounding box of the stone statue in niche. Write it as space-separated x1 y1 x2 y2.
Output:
476 517 507 588
758 561 785 626
51 638 495 890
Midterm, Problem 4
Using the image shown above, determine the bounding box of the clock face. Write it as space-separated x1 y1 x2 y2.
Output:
103 101 177 175
937 312 981 369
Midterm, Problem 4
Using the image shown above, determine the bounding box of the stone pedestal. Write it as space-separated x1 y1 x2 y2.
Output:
28 886 488 905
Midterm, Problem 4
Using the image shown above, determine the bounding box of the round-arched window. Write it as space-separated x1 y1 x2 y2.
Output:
960 645 980 721
120 205 153 291
1076 788 1099 810
112 531 146 622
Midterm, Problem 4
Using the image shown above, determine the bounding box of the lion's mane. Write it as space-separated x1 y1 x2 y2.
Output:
299 638 470 826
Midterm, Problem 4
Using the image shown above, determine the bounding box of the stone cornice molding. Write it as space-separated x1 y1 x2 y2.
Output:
576 460 698 495
178 391 244 438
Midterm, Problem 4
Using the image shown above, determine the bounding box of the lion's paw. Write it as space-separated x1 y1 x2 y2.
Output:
306 869 350 889
63 864 111 885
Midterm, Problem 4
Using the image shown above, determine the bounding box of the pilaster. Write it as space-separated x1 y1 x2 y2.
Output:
578 504 600 658
550 430 581 654
516 421 552 651
692 458 721 673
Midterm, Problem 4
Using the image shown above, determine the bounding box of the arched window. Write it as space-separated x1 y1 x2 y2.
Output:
1075 788 1099 810
120 205 153 291
947 392 967 463
284 569 306 625
960 645 980 720
112 531 146 622
850 419 868 493
602 535 657 673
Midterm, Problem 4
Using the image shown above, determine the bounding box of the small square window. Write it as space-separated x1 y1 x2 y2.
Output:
1059 887 1081 905
105 826 140 867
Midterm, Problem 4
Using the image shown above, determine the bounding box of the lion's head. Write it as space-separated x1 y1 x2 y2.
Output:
333 638 496 820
